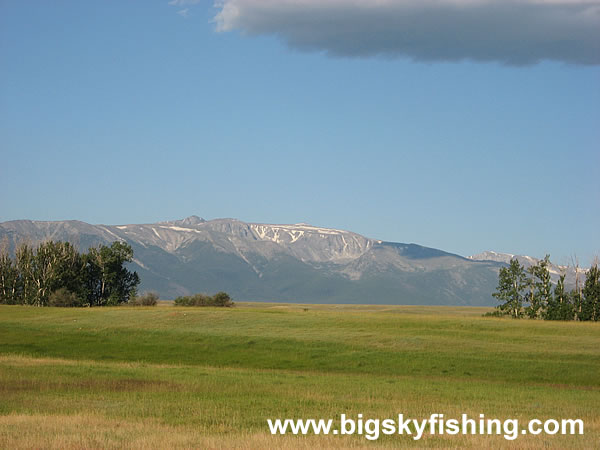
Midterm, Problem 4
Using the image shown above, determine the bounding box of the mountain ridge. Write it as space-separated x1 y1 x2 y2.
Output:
0 216 575 306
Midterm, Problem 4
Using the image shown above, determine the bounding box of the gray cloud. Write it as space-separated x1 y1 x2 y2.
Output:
213 0 600 65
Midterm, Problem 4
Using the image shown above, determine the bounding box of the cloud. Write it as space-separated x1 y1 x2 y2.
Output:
213 0 600 65
168 0 202 5
168 0 201 18
177 8 190 18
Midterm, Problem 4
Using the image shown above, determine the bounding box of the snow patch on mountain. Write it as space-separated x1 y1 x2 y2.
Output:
160 226 203 234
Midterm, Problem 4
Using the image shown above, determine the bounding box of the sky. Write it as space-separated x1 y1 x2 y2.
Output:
0 0 598 266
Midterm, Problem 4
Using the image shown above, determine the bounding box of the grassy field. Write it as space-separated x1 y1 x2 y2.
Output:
0 303 598 448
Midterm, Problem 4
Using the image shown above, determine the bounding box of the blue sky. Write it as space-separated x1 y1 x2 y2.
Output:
0 1 598 265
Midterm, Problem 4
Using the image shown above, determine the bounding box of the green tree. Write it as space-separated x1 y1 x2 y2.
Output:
0 239 139 307
82 248 102 306
24 241 84 307
525 255 552 319
571 258 584 320
15 243 35 305
545 273 575 320
0 240 20 304
49 241 85 299
492 259 527 318
580 263 600 321
84 242 139 306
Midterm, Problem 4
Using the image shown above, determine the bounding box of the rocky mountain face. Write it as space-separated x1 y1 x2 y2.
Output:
0 216 541 306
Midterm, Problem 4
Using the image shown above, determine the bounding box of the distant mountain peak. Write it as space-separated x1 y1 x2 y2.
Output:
174 215 206 227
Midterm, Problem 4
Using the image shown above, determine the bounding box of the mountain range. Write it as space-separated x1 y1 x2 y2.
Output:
0 216 582 306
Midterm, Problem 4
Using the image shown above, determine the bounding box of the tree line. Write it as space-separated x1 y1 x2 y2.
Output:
492 256 599 321
0 240 140 307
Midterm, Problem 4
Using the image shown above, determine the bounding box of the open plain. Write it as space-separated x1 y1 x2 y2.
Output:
0 303 598 448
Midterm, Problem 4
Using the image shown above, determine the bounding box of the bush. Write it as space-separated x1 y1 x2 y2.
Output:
174 292 234 307
173 295 192 306
483 310 506 317
129 291 159 306
174 294 210 306
48 288 81 307
212 291 234 307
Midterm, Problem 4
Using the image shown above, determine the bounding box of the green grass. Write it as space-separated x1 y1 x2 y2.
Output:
0 303 598 448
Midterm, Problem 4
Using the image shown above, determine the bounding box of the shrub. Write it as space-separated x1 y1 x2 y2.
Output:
130 291 159 306
173 295 191 306
483 310 506 317
191 293 212 306
212 291 234 307
174 292 234 307
174 294 209 306
48 288 81 307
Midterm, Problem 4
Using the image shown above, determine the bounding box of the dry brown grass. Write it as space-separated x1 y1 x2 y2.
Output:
0 413 380 449
0 413 596 449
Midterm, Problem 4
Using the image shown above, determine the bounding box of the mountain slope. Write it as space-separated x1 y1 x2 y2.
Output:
1 216 510 305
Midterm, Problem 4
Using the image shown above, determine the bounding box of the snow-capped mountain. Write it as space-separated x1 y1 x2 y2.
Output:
0 216 542 305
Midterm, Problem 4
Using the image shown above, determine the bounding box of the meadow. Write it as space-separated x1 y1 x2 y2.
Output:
0 303 598 448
